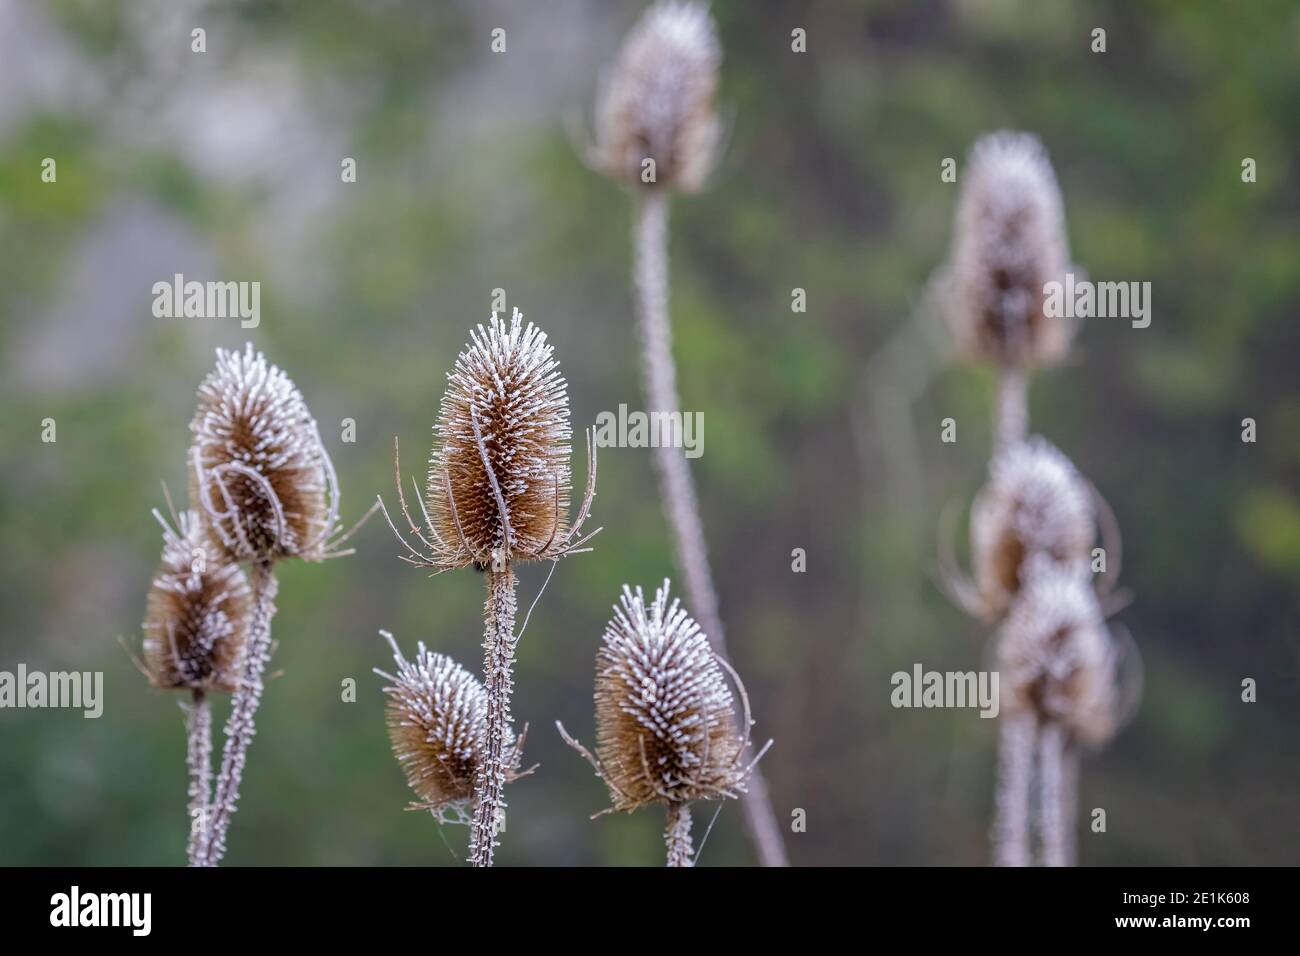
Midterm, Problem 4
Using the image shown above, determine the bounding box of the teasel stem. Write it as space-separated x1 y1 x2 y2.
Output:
994 366 1028 451
993 710 1034 866
633 190 789 868
184 689 210 867
199 559 277 867
1060 737 1080 865
468 565 518 867
665 803 694 867
1037 720 1069 867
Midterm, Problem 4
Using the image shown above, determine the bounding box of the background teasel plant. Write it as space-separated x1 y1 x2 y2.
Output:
935 132 1136 866
586 0 787 868
140 503 250 866
186 343 371 866
558 580 769 867
375 630 529 829
379 308 598 867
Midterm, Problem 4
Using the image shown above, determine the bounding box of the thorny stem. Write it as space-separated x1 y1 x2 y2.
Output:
665 802 694 868
633 189 790 868
993 710 1034 867
184 689 211 867
1037 720 1069 867
199 560 277 867
994 366 1028 451
468 565 518 867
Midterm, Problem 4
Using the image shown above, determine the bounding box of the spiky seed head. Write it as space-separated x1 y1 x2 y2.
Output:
377 633 516 817
946 131 1074 368
188 343 336 564
426 309 572 569
997 557 1119 745
593 580 746 811
142 510 250 691
972 436 1095 619
593 0 722 193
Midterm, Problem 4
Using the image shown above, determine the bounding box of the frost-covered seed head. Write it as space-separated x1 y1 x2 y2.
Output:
378 633 515 815
143 510 250 691
188 343 335 563
593 580 746 811
593 0 722 193
972 437 1095 619
997 558 1119 745
947 131 1074 368
426 310 573 569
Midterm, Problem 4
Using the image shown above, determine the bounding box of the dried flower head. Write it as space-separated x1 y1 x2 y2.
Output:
969 437 1095 620
188 343 340 564
997 558 1119 746
946 131 1074 368
142 508 250 691
375 631 524 822
560 580 765 814
383 309 597 572
592 0 722 193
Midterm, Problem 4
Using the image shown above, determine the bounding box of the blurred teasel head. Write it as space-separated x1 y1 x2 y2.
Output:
188 343 339 564
375 631 523 819
388 309 597 572
962 437 1096 621
591 0 722 193
945 131 1075 368
996 558 1120 746
561 580 765 813
142 509 250 692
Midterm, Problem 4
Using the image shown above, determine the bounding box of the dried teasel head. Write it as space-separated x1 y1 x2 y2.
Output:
188 343 341 564
966 437 1095 621
375 631 525 822
945 131 1075 368
142 508 250 692
997 557 1120 746
559 580 767 814
591 0 723 193
382 309 597 572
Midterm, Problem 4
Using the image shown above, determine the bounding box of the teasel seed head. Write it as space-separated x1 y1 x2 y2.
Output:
946 131 1075 368
970 437 1095 620
997 558 1120 746
592 0 723 193
375 631 523 821
561 580 761 814
142 508 250 692
188 343 340 564
408 309 597 572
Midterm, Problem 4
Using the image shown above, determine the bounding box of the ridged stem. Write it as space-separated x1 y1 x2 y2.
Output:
633 189 789 868
665 802 694 868
993 710 1034 866
199 559 277 866
184 688 210 867
469 565 518 867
